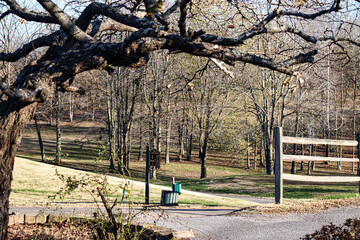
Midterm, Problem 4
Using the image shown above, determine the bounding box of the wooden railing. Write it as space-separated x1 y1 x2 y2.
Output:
274 126 360 204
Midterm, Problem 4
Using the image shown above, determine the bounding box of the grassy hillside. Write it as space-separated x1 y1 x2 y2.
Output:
16 121 360 202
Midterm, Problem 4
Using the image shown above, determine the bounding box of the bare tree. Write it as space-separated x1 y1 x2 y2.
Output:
0 0 357 237
114 67 141 174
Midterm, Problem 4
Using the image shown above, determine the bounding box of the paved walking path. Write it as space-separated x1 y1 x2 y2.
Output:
10 205 360 239
140 205 360 239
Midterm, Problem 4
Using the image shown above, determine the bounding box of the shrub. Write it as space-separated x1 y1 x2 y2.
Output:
303 218 360 239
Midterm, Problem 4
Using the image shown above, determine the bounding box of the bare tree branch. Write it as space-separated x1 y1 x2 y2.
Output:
0 10 11 21
162 0 181 19
0 32 58 62
0 78 47 102
36 0 95 43
75 2 156 33
179 0 190 37
59 82 85 95
210 58 235 79
0 0 353 104
3 0 56 23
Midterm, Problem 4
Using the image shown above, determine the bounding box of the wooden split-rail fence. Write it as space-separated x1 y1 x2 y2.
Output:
274 126 360 204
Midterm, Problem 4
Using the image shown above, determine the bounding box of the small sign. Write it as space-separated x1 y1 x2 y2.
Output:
150 149 161 169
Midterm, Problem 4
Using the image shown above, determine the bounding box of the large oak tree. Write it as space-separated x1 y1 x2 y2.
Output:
0 0 357 238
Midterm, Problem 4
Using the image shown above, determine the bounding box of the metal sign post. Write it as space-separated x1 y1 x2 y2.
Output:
150 149 161 169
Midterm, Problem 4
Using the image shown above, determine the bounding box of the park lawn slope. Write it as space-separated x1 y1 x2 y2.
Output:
10 157 257 208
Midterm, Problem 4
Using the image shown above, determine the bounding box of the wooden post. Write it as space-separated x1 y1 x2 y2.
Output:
145 144 150 204
274 127 283 204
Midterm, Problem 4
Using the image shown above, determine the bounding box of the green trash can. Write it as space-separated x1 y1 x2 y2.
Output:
173 183 181 195
160 190 179 206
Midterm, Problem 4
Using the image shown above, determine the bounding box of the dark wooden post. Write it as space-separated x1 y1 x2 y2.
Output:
145 144 150 204
274 127 283 204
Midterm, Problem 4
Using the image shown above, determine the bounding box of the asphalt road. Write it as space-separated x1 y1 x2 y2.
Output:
10 205 360 239
151 206 360 240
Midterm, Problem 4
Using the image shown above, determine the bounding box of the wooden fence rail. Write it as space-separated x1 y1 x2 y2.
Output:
274 126 360 204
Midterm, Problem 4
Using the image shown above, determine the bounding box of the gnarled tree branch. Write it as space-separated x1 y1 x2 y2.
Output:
0 79 47 103
36 0 95 43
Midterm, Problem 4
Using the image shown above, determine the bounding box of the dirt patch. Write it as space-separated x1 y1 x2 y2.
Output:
8 221 94 240
7 217 175 240
231 197 360 215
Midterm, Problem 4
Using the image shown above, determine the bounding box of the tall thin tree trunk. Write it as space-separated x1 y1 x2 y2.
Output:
308 145 313 175
312 145 316 170
69 93 73 122
353 76 357 172
263 122 273 175
165 117 171 164
186 132 193 161
91 93 95 122
247 134 250 169
165 88 171 164
106 79 115 171
138 91 145 161
138 119 144 161
200 138 208 179
260 138 264 167
325 46 331 163
34 114 46 162
200 104 211 179
55 89 61 163
254 140 257 170
178 108 185 160
151 77 158 179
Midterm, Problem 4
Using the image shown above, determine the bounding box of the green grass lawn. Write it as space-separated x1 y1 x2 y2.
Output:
12 157 256 208
16 122 360 202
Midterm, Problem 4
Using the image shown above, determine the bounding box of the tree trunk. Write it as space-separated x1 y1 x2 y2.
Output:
353 76 357 172
300 143 304 171
126 126 132 169
254 140 257 170
260 138 265 167
200 136 208 179
34 114 46 162
247 134 250 169
121 133 129 175
200 104 211 179
91 93 95 122
265 146 273 175
138 117 144 161
106 80 115 171
0 101 38 240
177 110 185 161
55 89 61 163
69 93 73 122
138 88 145 161
186 133 193 161
165 116 171 164
262 122 273 175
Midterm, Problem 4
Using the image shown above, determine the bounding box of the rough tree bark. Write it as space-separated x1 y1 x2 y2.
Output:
0 101 38 238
